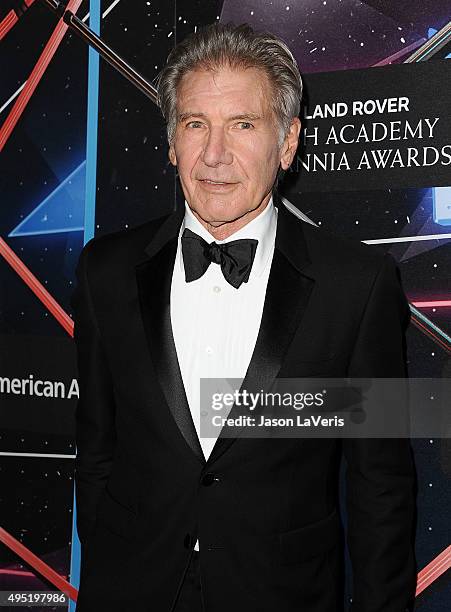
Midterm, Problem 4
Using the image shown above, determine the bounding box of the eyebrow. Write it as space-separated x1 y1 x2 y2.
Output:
177 112 262 123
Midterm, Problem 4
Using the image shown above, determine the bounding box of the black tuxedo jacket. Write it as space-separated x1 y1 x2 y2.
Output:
71 190 417 612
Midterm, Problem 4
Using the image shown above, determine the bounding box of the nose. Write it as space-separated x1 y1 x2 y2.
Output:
202 126 233 167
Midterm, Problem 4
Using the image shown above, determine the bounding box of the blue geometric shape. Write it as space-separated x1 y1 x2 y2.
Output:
69 2 100 608
8 160 86 237
432 186 451 226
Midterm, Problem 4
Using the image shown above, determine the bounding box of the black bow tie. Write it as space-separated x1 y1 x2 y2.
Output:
181 227 258 289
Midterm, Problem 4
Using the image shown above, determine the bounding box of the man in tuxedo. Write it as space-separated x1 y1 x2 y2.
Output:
72 22 416 612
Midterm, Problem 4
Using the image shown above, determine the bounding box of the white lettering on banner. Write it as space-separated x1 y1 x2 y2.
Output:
304 97 410 119
314 118 440 146
299 145 451 172
0 374 79 399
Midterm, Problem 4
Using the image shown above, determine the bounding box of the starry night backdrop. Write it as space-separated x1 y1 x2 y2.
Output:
0 1 450 610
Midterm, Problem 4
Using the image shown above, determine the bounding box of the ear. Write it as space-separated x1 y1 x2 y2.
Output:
280 117 301 171
168 142 177 166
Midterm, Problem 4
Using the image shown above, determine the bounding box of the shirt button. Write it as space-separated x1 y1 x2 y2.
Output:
205 346 213 355
213 285 221 293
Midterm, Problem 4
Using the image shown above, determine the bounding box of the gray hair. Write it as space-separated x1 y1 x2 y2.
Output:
155 22 303 148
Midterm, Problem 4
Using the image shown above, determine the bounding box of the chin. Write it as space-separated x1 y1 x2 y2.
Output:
194 201 243 223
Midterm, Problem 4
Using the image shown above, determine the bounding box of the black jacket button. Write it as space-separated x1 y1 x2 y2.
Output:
201 473 219 486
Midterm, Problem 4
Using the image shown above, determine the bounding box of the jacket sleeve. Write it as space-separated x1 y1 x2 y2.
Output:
70 239 117 547
343 253 417 612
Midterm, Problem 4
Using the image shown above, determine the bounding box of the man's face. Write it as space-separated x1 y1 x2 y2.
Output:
168 65 300 229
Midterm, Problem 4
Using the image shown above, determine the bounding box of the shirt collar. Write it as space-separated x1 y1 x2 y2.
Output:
178 194 278 280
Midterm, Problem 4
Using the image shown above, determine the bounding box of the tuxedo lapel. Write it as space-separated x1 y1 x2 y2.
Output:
134 190 316 469
135 203 207 466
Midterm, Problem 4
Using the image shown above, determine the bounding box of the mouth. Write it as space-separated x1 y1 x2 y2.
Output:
198 178 237 192
199 179 233 185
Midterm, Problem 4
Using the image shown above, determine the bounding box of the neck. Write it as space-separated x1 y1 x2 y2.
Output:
190 193 272 241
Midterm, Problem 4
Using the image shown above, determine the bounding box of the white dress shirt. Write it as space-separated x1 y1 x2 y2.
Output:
170 195 278 551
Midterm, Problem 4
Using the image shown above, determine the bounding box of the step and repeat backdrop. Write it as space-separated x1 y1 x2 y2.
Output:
1 1 450 610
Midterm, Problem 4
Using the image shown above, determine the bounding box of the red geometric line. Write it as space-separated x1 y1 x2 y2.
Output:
410 315 451 354
416 545 451 596
0 9 18 42
0 526 78 602
0 0 83 152
0 236 74 337
0 0 37 42
412 300 451 308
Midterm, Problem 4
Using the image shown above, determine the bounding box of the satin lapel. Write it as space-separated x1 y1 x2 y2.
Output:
135 203 206 466
205 193 316 467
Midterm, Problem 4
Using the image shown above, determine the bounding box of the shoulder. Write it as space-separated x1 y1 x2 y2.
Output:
76 212 172 273
280 204 408 323
281 202 391 276
279 202 404 307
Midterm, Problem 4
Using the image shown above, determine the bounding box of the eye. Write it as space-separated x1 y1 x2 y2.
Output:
186 121 203 128
235 122 254 130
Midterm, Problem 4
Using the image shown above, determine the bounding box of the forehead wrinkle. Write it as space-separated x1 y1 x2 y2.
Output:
177 111 263 123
